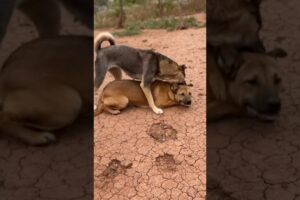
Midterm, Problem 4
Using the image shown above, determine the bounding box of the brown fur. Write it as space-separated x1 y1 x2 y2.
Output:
0 36 93 145
94 32 187 115
207 0 262 50
94 80 192 115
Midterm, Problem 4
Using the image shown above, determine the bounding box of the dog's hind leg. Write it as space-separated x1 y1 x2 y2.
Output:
0 116 57 145
104 107 121 115
109 67 122 80
207 101 243 122
19 0 61 37
59 0 93 29
0 0 17 45
94 98 104 116
0 84 82 145
94 56 108 89
103 96 129 114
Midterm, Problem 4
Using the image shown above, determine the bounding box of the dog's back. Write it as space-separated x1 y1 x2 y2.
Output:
101 80 148 106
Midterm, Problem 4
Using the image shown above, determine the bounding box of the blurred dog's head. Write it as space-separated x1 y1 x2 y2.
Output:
217 46 283 121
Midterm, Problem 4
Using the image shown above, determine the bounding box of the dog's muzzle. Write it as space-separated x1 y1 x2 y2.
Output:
180 98 192 107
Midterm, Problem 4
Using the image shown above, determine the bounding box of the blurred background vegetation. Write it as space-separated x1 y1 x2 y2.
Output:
94 0 206 36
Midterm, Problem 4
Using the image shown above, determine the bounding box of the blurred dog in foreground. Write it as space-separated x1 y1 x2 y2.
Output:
0 36 93 145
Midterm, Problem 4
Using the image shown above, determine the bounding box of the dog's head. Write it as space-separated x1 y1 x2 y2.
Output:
170 82 192 107
218 47 283 121
158 59 186 83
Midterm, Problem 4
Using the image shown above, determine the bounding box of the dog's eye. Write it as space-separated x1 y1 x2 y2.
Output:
180 93 185 95
189 92 191 95
274 77 281 84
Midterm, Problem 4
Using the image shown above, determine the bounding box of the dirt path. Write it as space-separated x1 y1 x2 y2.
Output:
94 15 206 199
207 0 300 199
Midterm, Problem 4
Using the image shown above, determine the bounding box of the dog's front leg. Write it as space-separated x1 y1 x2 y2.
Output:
141 55 163 114
0 0 16 45
19 0 61 37
207 101 244 122
141 81 163 114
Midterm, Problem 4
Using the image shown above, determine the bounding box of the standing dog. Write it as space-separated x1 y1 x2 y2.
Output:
94 80 192 115
0 0 92 45
0 36 93 145
207 45 282 122
94 32 186 114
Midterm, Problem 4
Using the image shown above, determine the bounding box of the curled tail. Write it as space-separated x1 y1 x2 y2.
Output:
94 32 115 52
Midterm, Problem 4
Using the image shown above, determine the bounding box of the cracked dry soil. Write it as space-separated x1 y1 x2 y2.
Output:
207 0 300 199
0 9 93 200
94 14 206 200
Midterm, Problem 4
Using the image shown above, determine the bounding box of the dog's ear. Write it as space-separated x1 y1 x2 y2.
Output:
267 48 288 58
217 45 241 78
170 83 179 92
180 64 187 70
159 60 177 75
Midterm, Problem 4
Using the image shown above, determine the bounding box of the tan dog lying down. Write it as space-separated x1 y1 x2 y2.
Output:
94 80 192 115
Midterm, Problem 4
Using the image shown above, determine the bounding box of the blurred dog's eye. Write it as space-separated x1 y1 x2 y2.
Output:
189 92 191 95
274 77 281 84
180 93 184 95
246 79 258 86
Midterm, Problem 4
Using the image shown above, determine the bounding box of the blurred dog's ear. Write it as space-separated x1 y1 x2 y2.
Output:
180 64 187 70
267 48 288 58
170 83 179 92
179 64 187 78
217 45 241 78
245 0 264 5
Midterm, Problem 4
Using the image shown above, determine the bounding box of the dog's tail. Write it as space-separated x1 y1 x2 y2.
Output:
94 32 115 52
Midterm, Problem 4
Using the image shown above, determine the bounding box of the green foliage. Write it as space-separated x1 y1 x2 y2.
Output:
94 0 108 6
113 24 142 37
94 0 206 29
131 17 202 31
112 16 204 37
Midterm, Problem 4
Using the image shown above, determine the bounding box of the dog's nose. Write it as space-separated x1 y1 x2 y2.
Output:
186 100 192 105
267 98 281 114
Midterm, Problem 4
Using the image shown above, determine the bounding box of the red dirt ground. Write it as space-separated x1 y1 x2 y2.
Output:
94 13 206 200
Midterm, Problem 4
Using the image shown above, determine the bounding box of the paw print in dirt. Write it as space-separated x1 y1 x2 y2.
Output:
147 122 177 143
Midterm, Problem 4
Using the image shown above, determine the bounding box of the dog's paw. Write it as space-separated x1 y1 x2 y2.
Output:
28 132 57 146
109 110 121 115
153 108 164 114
